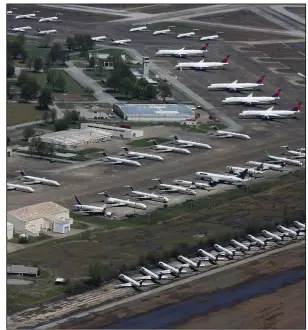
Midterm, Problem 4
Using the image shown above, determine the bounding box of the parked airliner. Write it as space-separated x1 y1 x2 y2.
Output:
17 170 60 186
152 178 197 195
7 183 34 193
200 32 222 41
98 191 147 210
111 38 131 45
73 195 114 217
175 55 230 70
155 44 209 57
7 7 17 15
37 28 57 35
195 169 250 186
173 136 211 149
117 274 155 288
294 221 305 231
10 25 32 32
214 244 235 259
153 26 175 35
246 161 286 172
277 225 298 238
208 76 265 91
198 249 228 264
138 267 169 282
158 261 188 277
226 165 264 177
261 230 284 242
38 13 61 22
177 255 202 271
129 24 149 32
122 147 164 161
230 239 251 252
210 126 251 140
124 185 169 203
247 234 266 248
222 89 281 105
177 29 199 38
239 103 301 120
91 35 107 42
101 151 141 167
172 179 214 190
150 140 191 155
15 11 39 19
281 145 305 159
265 151 303 166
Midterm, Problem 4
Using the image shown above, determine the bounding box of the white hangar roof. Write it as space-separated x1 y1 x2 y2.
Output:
8 202 68 222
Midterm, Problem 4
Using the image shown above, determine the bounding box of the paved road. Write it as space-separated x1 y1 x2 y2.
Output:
34 240 305 329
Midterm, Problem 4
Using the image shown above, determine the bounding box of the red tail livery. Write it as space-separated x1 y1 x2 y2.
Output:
272 88 281 97
221 55 230 63
256 75 265 83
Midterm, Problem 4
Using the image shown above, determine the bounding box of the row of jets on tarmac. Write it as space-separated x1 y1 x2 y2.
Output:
117 221 305 289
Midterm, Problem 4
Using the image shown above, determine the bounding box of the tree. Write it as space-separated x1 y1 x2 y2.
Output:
71 110 80 122
66 36 77 52
20 78 40 102
144 84 157 100
7 137 11 146
7 83 12 99
119 77 135 99
88 55 95 68
50 108 57 123
38 87 53 110
89 263 103 287
158 81 172 101
106 72 122 90
44 143 55 158
23 126 36 140
43 110 49 123
27 56 33 70
49 42 63 65
54 72 67 92
17 71 29 87
33 57 43 72
46 69 58 90
7 61 15 77
29 137 46 157
84 86 94 96
43 55 52 72
54 118 69 131
20 48 28 64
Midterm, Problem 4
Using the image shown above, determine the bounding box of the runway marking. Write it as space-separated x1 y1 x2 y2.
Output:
283 43 292 49
298 51 305 56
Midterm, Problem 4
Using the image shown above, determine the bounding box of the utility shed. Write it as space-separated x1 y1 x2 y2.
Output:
7 202 73 237
113 103 195 122
7 265 39 277
7 222 13 240
53 220 71 234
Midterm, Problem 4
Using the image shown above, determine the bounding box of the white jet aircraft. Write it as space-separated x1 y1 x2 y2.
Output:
265 151 303 167
277 225 298 238
10 25 32 32
298 148 305 153
297 72 305 80
37 28 57 35
214 244 235 259
91 35 107 42
210 126 251 140
155 44 209 58
7 183 34 193
124 185 169 203
222 88 281 105
98 191 147 210
122 147 164 161
247 234 266 248
153 25 175 35
111 38 131 45
198 249 229 264
261 230 284 242
175 55 230 71
138 267 170 282
7 7 17 15
207 75 265 91
173 135 211 149
116 274 155 288
226 165 264 178
239 102 301 120
293 221 305 231
172 179 214 190
230 239 251 252
195 169 250 186
73 195 114 217
15 11 39 19
38 13 61 23
101 151 141 167
246 161 286 172
176 29 199 38
150 139 191 155
158 261 188 277
280 145 305 159
17 170 60 186
200 32 222 41
129 24 149 32
152 178 197 195
177 255 202 271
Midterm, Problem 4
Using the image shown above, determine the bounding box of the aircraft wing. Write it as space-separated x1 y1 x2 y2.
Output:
161 188 180 192
198 256 229 261
136 196 151 200
7 186 14 190
177 263 191 268
109 203 127 207
129 156 145 160
178 144 193 148
22 180 41 185
156 149 171 153
110 161 124 165
77 210 106 214
116 283 133 287
133 275 153 280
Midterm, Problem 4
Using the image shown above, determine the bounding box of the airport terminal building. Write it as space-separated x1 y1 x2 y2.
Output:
113 103 195 122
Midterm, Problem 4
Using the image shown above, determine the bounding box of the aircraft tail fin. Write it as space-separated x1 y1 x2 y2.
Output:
221 54 230 63
37 28 40 32
266 106 274 111
173 135 179 140
74 195 82 205
238 169 248 179
292 102 302 111
150 139 158 146
265 151 270 158
272 88 281 97
10 25 14 28
17 170 26 176
256 75 265 83
211 125 218 131
122 146 129 152
102 150 108 157
201 43 209 51
197 260 202 267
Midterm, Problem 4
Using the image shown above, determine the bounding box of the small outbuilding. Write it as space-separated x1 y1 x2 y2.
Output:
7 265 39 277
7 222 13 240
53 220 71 234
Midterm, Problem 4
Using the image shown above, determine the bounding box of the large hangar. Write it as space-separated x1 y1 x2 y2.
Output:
113 103 195 122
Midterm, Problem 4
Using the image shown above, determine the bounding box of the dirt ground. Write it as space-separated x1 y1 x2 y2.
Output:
58 245 305 328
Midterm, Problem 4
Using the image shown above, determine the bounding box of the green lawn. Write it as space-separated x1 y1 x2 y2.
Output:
7 102 43 126
83 69 110 80
183 123 227 133
129 137 170 147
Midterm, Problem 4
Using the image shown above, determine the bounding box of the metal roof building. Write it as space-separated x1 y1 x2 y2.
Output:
7 265 39 277
113 104 195 122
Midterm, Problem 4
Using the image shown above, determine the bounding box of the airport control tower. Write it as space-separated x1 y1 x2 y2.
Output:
143 57 150 77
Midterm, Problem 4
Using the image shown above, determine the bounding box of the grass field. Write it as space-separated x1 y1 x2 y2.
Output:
7 102 43 126
7 171 305 312
83 69 110 80
129 137 170 147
